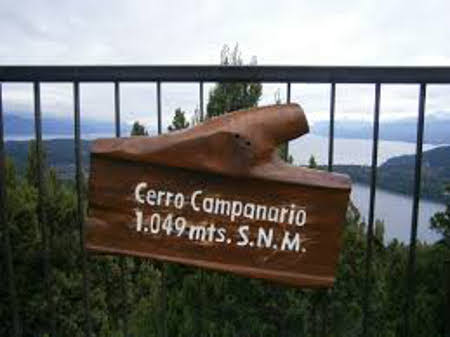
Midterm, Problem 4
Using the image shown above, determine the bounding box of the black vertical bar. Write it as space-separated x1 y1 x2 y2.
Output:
198 80 205 337
284 82 291 161
114 81 121 138
362 83 381 336
160 264 167 337
312 302 317 337
119 260 129 337
33 82 56 337
445 260 450 337
286 82 291 103
114 81 129 337
74 82 92 337
156 81 167 337
321 290 328 337
404 83 426 337
221 274 226 325
157 81 162 134
199 81 204 122
0 83 22 337
328 83 336 172
198 270 204 337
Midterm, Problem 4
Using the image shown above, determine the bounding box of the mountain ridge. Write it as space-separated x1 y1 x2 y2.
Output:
312 115 450 144
4 113 132 136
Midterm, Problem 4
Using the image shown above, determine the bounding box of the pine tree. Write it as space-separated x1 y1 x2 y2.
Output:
308 155 318 169
168 108 189 132
430 185 450 247
130 121 148 136
206 44 262 118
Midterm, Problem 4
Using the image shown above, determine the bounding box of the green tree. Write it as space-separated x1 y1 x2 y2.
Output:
430 185 450 247
206 44 262 118
26 140 48 187
308 155 318 169
168 108 189 132
273 88 294 163
277 143 293 164
131 121 149 136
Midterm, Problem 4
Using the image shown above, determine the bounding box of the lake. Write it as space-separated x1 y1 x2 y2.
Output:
289 134 438 166
351 183 442 243
289 134 446 243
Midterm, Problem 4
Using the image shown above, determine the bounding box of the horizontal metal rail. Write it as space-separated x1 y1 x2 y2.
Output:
1 65 450 83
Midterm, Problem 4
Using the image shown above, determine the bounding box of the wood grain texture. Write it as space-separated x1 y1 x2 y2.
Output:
86 104 351 287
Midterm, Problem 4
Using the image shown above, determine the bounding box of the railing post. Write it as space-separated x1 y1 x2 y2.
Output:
199 81 204 122
156 81 168 337
114 81 121 138
198 83 205 337
160 263 168 337
312 301 317 337
0 83 22 337
197 270 205 337
362 83 381 336
284 82 291 161
157 81 162 134
328 83 336 172
114 81 129 337
404 83 426 337
445 260 450 337
33 82 56 337
73 82 93 337
321 289 328 337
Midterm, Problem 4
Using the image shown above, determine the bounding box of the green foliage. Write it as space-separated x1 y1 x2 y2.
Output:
332 146 450 204
206 44 262 118
168 108 189 132
2 147 449 336
308 155 317 169
130 121 148 136
26 139 47 187
277 143 294 163
430 185 450 247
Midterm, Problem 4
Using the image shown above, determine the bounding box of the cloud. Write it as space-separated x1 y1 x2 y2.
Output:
1 0 450 127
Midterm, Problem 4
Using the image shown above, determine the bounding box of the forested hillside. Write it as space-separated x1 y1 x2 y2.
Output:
2 146 449 336
312 117 450 144
333 146 450 203
5 139 91 179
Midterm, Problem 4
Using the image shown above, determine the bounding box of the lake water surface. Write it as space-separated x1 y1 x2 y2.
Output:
351 183 443 243
290 134 438 166
289 134 446 243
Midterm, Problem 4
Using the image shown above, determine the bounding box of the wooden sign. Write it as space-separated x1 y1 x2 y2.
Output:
86 104 351 287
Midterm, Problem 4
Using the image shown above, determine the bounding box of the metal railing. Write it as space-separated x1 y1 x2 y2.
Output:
1 65 450 337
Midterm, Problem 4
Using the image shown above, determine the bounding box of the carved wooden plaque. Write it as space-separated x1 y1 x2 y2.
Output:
86 104 351 287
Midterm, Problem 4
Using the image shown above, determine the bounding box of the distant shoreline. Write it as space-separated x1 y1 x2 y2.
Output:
4 133 117 141
327 162 450 204
5 132 450 145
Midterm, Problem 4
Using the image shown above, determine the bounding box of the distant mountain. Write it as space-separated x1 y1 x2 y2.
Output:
4 114 130 136
383 145 450 168
312 115 450 144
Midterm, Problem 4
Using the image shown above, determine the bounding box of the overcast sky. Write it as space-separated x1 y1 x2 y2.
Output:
1 0 450 132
